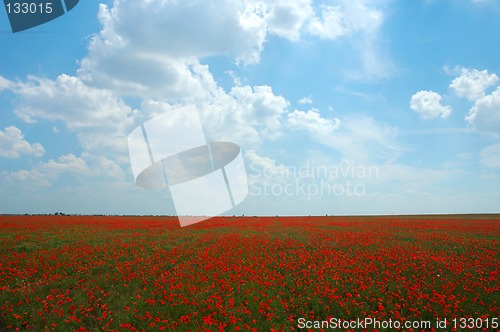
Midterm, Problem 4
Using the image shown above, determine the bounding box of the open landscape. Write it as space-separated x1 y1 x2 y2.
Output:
0 214 498 331
2 0 500 331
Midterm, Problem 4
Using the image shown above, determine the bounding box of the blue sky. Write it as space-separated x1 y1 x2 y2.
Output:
1 0 500 216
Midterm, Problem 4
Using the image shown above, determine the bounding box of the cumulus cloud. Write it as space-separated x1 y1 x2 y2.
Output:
94 1 266 63
5 68 290 189
13 74 133 129
68 0 297 148
2 74 138 184
266 0 314 41
92 155 125 179
245 149 291 178
410 90 452 120
80 51 216 100
0 126 45 159
450 67 498 101
466 86 500 137
2 152 125 187
38 154 89 177
77 0 269 96
1 0 397 206
199 84 290 145
1 154 88 187
228 85 289 135
43 153 125 179
298 96 313 104
77 0 393 95
2 169 50 187
287 108 340 135
138 82 290 146
11 74 136 154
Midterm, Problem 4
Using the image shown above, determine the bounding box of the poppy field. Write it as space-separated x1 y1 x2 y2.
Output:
0 214 499 331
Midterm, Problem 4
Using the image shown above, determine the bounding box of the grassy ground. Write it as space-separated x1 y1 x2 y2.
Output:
0 215 499 331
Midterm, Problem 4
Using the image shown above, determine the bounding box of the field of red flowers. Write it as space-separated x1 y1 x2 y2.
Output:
0 214 498 331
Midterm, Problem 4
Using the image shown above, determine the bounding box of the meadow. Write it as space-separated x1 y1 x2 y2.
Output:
0 214 498 331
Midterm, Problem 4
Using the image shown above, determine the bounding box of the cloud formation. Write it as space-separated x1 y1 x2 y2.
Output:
266 0 314 40
410 90 452 120
288 108 340 135
308 1 383 39
450 67 498 101
466 86 500 138
0 126 45 159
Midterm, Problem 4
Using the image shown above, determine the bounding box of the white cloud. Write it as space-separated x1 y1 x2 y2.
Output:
466 86 500 137
199 84 290 145
6 67 290 192
266 0 314 41
245 149 291 179
308 5 348 39
77 0 269 96
308 1 383 39
70 0 295 147
94 156 125 179
0 126 45 159
39 154 89 176
3 73 135 187
307 0 394 80
229 85 289 134
479 143 500 168
288 108 340 135
13 74 133 129
79 51 214 100
77 0 394 95
410 90 452 120
2 154 88 187
139 82 290 147
95 1 267 63
450 67 498 101
2 152 125 188
3 169 50 187
2 73 132 183
1 0 402 214
298 96 313 104
11 74 135 154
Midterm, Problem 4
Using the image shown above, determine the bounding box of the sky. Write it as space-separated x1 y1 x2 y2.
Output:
1 0 500 216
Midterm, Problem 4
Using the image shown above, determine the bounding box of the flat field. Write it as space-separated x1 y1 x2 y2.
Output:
0 215 499 331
